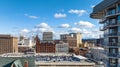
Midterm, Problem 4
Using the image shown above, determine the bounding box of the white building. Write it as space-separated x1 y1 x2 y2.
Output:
56 43 69 53
90 47 106 64
18 36 34 47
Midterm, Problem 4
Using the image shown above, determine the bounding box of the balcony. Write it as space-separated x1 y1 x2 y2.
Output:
107 22 119 28
90 0 120 19
107 53 120 58
104 32 120 37
100 26 105 31
105 13 117 18
108 33 118 37
106 42 120 48
104 34 108 37
99 19 106 24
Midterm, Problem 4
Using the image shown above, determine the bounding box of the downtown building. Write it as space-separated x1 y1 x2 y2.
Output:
35 35 55 53
0 34 18 54
91 0 120 67
43 32 53 42
60 33 82 48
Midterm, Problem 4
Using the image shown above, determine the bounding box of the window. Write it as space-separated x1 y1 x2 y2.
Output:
118 4 120 13
117 15 120 24
109 58 118 67
118 26 120 33
109 18 116 24
107 8 116 15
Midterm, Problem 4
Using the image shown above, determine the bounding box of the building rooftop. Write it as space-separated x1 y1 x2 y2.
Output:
73 54 87 59
35 53 93 64
90 0 120 18
0 53 35 57
91 47 104 50
0 57 35 67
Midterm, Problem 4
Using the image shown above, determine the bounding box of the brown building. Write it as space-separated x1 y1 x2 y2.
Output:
35 35 55 53
0 34 18 54
60 33 82 48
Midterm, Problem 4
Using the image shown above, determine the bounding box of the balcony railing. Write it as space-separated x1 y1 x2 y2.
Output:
99 19 106 24
108 33 118 36
100 26 105 31
107 53 120 58
107 42 120 47
109 22 117 25
104 33 120 37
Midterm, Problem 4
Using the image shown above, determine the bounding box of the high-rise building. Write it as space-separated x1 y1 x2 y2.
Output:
91 0 120 67
60 33 82 48
0 34 18 54
43 32 53 42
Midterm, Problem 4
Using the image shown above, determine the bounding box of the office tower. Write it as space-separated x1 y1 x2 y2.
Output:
60 33 82 48
91 0 120 67
43 32 53 42
0 34 18 54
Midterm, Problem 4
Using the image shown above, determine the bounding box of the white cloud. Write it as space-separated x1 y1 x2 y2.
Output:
69 27 81 33
54 13 66 18
68 27 102 39
53 31 69 39
82 29 92 34
90 5 95 8
81 28 102 39
35 22 50 28
37 28 53 33
34 22 54 33
20 29 30 37
68 9 87 16
21 29 30 33
24 14 38 19
75 21 95 28
59 24 70 28
29 16 38 19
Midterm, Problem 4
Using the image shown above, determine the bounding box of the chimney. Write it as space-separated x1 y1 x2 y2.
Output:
24 60 28 67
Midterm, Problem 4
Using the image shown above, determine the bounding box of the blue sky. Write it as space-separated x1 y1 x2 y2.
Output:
0 0 103 39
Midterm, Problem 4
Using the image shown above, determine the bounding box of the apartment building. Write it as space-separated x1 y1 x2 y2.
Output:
91 0 120 67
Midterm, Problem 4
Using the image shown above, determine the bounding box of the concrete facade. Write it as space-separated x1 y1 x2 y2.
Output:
60 33 82 48
0 34 18 54
56 43 69 53
43 32 53 42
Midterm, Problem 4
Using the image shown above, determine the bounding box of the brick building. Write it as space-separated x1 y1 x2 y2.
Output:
35 35 55 53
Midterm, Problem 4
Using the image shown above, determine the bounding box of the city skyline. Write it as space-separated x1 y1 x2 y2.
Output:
0 0 102 39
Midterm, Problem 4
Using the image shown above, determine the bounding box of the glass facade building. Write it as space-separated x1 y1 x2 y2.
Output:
91 0 120 67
